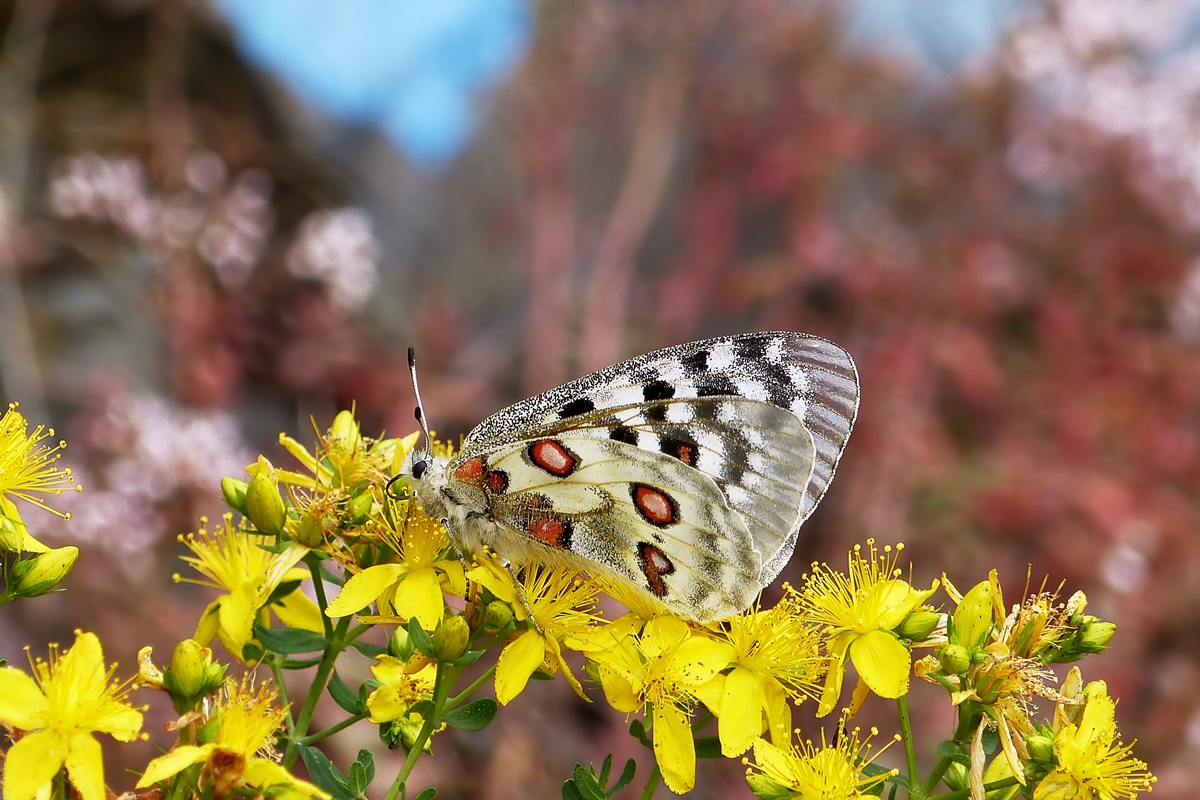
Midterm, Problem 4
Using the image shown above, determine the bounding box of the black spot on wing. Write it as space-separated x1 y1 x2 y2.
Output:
659 435 699 466
645 404 669 423
559 398 596 418
680 349 709 375
609 427 639 446
695 374 739 397
734 337 769 361
642 379 676 401
758 360 800 409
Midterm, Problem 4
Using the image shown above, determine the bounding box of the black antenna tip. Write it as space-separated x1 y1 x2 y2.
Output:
407 347 416 368
414 407 423 421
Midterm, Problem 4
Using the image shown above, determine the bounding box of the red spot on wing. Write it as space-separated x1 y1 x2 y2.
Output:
486 470 509 494
638 542 675 598
632 484 677 527
529 439 577 477
453 457 485 484
528 517 571 548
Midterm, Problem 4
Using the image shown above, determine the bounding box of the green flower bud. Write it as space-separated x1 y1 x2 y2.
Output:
295 512 329 548
432 616 470 662
745 773 795 800
953 579 995 650
220 477 248 514
1078 618 1116 653
939 643 972 675
484 600 515 631
330 410 361 445
943 762 969 791
389 627 415 661
397 714 433 754
346 491 374 525
897 609 942 642
163 639 228 713
11 546 79 597
1027 734 1055 765
244 458 285 537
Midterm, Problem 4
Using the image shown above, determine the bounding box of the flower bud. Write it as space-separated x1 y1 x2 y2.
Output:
0 514 23 552
432 616 470 662
1078 618 1116 653
389 627 415 661
163 639 228 713
1065 590 1088 620
1026 734 1055 765
953 579 995 650
244 458 285 537
220 477 248 514
943 761 969 791
346 491 374 525
11 546 79 597
746 773 794 800
897 609 941 642
295 512 329 548
330 410 361 446
484 600 514 631
939 643 972 675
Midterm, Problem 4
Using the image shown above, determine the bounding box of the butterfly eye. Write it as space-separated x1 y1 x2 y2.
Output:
411 459 428 480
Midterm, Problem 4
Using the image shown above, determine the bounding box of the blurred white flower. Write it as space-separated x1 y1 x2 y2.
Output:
287 207 380 312
48 154 161 240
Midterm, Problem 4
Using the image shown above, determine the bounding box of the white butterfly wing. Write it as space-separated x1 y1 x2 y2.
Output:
462 332 859 589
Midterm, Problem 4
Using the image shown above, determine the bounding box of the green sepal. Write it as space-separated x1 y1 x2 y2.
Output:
443 698 498 732
253 623 329 655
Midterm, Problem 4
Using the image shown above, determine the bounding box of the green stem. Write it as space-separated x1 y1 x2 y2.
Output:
307 553 334 639
638 762 662 800
918 755 954 797
283 615 351 769
927 776 1019 800
269 655 295 740
384 662 460 800
301 713 366 746
444 663 497 712
897 695 920 799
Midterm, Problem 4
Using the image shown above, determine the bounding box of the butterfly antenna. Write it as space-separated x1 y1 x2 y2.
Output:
408 347 432 455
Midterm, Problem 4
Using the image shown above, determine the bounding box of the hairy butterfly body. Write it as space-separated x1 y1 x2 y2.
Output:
404 331 859 622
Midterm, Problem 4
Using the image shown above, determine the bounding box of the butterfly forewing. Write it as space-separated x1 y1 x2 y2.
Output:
437 331 859 621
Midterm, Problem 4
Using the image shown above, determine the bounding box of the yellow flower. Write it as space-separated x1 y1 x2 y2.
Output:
696 591 827 757
467 559 604 705
745 725 898 800
365 654 437 723
137 677 330 799
176 515 323 663
798 540 938 715
0 631 144 800
273 411 418 492
326 499 465 630
594 615 735 794
1033 681 1156 800
0 403 82 552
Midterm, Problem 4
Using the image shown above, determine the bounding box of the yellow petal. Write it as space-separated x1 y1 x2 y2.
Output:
194 600 221 646
849 630 911 699
244 758 332 799
390 567 445 631
326 564 406 617
669 636 736 686
466 562 517 604
693 672 725 716
547 636 590 703
817 645 847 718
273 589 325 633
89 698 144 742
366 686 408 723
641 615 691 658
3 730 67 800
1 497 48 553
847 675 871 719
58 632 106 698
598 660 641 713
717 666 766 757
654 703 697 795
136 745 213 787
63 732 105 800
495 629 546 705
752 737 794 787
439 558 467 597
218 584 258 649
0 666 49 729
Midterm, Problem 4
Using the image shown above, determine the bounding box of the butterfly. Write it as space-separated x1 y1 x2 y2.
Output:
402 331 859 622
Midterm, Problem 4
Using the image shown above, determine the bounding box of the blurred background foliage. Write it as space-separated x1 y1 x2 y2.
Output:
2 0 1200 797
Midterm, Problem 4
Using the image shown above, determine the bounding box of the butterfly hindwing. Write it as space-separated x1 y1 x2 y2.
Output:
451 434 762 621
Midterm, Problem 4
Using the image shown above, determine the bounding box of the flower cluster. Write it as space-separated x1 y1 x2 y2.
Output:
0 408 1156 799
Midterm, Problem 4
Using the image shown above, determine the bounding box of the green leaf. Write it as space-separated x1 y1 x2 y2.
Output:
598 754 612 786
328 672 361 714
298 745 354 800
443 698 498 732
350 640 386 658
265 578 303 606
413 788 437 800
609 758 636 796
450 648 487 668
355 749 375 784
408 616 436 658
694 735 722 759
568 765 607 800
347 759 368 797
253 623 329 654
861 761 895 779
981 727 1000 754
562 782 585 800
628 719 652 748
936 740 966 758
